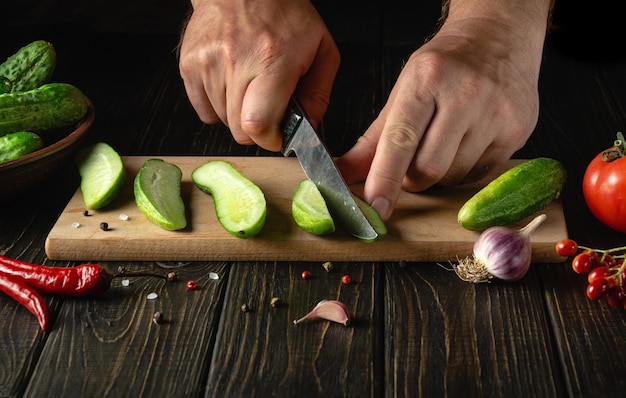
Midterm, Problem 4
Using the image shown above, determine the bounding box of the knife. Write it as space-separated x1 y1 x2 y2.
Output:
280 98 378 241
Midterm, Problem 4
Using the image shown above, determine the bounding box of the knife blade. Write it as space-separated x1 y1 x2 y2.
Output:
280 98 378 241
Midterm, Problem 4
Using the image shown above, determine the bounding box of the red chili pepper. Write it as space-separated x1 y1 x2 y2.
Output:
0 255 171 298
0 273 48 331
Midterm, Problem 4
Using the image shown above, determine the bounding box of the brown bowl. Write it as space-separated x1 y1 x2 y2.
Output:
0 98 95 200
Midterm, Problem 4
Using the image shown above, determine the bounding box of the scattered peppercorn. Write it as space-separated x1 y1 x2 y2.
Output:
99 222 110 231
152 311 163 325
167 272 178 282
270 297 282 308
83 210 90 216
322 261 334 272
241 303 250 313
186 280 197 290
341 275 351 285
301 270 311 280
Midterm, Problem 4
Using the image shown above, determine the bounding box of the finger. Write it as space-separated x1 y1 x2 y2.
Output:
335 116 387 184
240 69 300 152
363 92 435 220
294 35 340 128
402 106 472 191
226 76 255 146
180 66 221 126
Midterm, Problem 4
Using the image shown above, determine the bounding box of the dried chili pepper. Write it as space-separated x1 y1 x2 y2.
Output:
0 255 173 298
0 273 48 331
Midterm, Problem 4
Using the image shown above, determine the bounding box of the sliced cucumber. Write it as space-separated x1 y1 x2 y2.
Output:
134 158 186 231
292 179 335 235
353 195 387 242
192 160 266 238
75 142 125 209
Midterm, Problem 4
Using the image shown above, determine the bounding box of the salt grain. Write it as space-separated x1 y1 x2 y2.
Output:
209 272 219 280
146 292 158 300
71 222 81 228
121 279 130 287
118 213 130 221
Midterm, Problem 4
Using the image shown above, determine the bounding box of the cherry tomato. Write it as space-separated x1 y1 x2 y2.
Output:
555 239 578 257
600 254 617 268
583 137 626 233
572 252 594 274
587 278 610 300
588 266 610 283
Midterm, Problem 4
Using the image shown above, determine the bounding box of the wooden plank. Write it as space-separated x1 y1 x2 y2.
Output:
45 156 568 263
540 265 626 397
383 263 567 396
23 261 229 397
205 261 382 397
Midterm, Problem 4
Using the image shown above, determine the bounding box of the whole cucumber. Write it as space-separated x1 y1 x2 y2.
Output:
0 40 56 92
0 76 11 94
0 83 88 136
0 131 43 163
458 158 566 231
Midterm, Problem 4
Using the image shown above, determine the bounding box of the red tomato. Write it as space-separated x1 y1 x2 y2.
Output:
583 142 626 233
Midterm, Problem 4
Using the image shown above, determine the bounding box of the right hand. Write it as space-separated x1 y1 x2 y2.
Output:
179 0 340 151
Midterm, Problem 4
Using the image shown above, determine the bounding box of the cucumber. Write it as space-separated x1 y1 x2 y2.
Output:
134 159 187 231
353 195 387 242
192 160 266 238
457 158 566 231
0 83 88 136
75 142 125 210
0 77 11 94
0 131 43 163
0 40 56 92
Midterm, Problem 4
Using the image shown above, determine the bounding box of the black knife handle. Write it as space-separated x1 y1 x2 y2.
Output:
280 98 306 155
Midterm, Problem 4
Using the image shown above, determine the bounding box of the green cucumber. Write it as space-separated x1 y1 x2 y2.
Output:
0 40 56 92
0 131 43 163
192 160 266 238
134 159 187 231
0 83 88 137
0 77 11 94
457 157 566 231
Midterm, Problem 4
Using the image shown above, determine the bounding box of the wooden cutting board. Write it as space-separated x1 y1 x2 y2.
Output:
45 156 569 263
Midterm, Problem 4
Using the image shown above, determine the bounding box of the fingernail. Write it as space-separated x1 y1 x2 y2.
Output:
371 197 391 220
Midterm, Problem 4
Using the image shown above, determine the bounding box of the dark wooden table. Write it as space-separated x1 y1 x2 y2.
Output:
2 1 626 397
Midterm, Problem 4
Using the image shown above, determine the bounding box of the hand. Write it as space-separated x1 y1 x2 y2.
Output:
336 5 550 220
179 0 340 151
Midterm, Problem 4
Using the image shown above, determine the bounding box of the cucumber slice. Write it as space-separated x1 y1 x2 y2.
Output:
0 131 43 163
353 195 387 242
75 142 125 209
192 160 266 238
292 179 335 235
134 158 187 231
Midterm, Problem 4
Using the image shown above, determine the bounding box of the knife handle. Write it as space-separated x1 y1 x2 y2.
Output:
280 98 306 155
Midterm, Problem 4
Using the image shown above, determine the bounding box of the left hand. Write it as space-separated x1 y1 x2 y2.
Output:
336 14 547 220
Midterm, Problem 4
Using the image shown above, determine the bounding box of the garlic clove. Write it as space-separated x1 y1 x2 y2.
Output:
293 300 351 326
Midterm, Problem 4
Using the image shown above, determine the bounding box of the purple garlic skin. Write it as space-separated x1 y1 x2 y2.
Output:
473 226 532 281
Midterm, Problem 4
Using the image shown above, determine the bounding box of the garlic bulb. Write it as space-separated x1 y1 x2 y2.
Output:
453 214 547 283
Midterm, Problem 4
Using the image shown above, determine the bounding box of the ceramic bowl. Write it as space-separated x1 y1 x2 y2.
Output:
0 98 95 200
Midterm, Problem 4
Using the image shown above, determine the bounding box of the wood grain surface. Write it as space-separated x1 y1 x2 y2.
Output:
45 156 568 262
3 2 626 397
